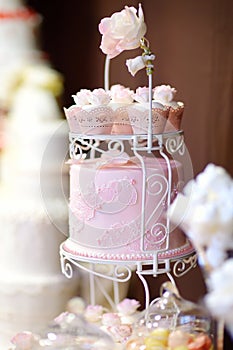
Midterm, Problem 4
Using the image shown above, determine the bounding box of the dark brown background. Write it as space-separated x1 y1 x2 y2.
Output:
27 0 233 345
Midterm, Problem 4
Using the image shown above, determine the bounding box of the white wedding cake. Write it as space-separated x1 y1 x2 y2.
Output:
0 0 43 111
0 65 80 349
0 1 79 348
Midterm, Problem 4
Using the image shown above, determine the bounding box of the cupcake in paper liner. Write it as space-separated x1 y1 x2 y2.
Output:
127 86 169 135
127 102 169 135
109 84 134 135
65 88 113 135
111 105 133 134
153 85 184 132
165 101 184 132
64 105 82 133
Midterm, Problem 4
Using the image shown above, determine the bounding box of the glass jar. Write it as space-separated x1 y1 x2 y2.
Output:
127 282 214 350
13 312 114 350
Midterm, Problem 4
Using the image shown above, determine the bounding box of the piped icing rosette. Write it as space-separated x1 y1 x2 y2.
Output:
153 84 184 132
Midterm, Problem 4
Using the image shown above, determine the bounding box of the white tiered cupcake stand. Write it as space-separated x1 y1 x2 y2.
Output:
60 130 197 308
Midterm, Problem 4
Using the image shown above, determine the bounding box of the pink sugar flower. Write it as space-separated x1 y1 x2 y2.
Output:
117 298 140 315
99 4 146 59
110 84 134 104
72 89 91 106
88 88 111 106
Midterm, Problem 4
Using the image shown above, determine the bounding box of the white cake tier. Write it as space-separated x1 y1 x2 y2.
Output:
0 4 40 51
0 275 79 350
2 119 68 170
0 195 68 277
1 120 69 198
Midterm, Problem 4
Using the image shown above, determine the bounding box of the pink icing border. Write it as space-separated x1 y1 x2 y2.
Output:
62 238 195 262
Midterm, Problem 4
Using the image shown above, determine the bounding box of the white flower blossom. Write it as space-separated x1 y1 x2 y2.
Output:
109 84 134 103
153 84 177 104
87 88 111 106
167 164 233 268
72 89 91 106
134 86 150 103
126 55 146 76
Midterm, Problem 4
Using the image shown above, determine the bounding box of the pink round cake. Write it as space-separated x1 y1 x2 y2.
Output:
63 154 193 262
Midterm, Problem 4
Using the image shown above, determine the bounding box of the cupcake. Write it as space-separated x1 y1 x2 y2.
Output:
153 84 184 132
128 86 169 135
109 84 134 135
65 88 114 135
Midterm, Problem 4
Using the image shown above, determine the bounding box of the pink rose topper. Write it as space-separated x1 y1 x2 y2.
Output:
98 4 155 148
98 4 155 90
99 4 146 59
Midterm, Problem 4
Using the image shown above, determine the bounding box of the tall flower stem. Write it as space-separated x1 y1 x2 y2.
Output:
104 56 110 91
148 73 153 151
140 37 154 151
195 243 224 349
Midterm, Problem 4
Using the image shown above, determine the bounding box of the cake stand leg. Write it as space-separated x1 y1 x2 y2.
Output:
136 270 150 309
113 279 120 305
89 264 96 305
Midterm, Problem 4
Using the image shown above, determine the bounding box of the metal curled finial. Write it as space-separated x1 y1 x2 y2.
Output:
140 37 151 53
140 37 155 76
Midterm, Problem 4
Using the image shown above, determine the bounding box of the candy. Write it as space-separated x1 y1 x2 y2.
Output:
188 333 212 350
168 330 192 348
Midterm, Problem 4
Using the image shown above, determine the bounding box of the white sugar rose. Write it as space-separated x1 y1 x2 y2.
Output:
87 88 111 106
110 84 134 103
72 89 91 106
134 86 150 103
99 4 147 59
153 84 177 104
